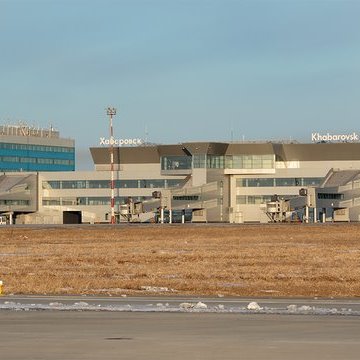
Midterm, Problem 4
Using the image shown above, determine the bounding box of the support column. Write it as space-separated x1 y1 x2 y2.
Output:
160 208 164 224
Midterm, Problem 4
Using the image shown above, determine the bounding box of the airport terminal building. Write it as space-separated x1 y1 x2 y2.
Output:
0 123 75 172
2 136 360 224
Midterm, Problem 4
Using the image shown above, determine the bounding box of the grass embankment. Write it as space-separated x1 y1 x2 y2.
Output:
1 224 360 297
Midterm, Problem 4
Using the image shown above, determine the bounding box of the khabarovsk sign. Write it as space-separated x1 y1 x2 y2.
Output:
311 132 359 143
100 137 143 146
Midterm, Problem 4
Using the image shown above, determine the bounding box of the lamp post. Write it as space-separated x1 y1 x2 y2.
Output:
107 107 116 224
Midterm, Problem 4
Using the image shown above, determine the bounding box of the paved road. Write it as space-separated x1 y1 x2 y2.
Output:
1 311 360 360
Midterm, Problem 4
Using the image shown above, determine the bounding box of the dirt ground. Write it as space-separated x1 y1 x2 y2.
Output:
1 223 360 298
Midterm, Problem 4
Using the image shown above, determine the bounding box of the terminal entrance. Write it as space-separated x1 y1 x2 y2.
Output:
63 211 82 224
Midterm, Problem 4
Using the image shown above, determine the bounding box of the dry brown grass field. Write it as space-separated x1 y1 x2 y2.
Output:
1 224 360 298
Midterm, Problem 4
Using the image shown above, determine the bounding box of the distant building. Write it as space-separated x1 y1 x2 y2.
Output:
0 123 75 172
2 140 360 224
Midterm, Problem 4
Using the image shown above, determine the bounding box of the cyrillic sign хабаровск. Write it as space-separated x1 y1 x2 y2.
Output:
99 137 143 146
311 132 359 143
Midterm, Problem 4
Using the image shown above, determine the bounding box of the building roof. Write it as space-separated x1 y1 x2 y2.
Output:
321 169 360 188
0 123 74 148
90 141 360 165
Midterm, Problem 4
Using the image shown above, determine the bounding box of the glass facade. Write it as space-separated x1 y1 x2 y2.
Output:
207 155 225 169
62 181 87 189
167 179 183 188
302 178 322 186
236 195 272 204
193 154 207 169
317 193 344 200
236 195 296 204
0 143 73 153
0 142 75 172
236 177 322 187
173 195 200 201
161 156 192 171
42 179 184 190
0 199 30 206
162 154 274 170
42 196 153 206
209 154 275 169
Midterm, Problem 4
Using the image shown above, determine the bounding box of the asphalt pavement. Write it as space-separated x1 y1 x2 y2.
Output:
1 296 360 359
1 311 360 360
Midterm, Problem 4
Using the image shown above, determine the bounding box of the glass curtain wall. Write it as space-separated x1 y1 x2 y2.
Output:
202 154 274 169
161 156 192 170
236 177 322 187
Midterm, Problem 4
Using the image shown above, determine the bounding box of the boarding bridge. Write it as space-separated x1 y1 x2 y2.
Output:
0 174 37 223
265 195 291 223
118 181 223 223
117 197 160 223
166 181 223 222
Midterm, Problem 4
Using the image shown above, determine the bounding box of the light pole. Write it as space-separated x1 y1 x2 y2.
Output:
107 107 117 224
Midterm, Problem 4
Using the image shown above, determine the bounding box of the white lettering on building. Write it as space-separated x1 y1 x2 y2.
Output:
311 132 359 143
99 137 143 146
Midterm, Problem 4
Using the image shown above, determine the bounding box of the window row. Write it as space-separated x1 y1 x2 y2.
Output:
0 168 21 172
1 157 74 165
236 195 296 204
0 199 30 205
42 196 152 206
207 154 274 170
236 177 322 187
161 156 192 171
42 179 184 190
173 195 200 201
0 142 74 153
236 195 273 204
317 193 344 200
161 154 275 170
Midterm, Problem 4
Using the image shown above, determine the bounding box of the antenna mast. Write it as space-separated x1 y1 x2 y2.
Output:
107 106 117 224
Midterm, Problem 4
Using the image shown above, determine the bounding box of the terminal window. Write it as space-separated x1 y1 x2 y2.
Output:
161 156 192 170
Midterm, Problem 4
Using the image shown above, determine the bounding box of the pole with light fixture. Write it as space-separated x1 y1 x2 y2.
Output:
107 107 117 224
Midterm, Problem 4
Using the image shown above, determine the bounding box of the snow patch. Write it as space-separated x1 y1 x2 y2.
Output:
0 299 359 316
287 304 298 312
179 302 208 310
287 305 314 313
298 305 313 312
140 286 173 292
247 302 263 311
179 302 194 310
49 302 63 307
194 302 207 309
73 302 89 307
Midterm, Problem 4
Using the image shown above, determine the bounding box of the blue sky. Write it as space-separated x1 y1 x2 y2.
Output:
1 0 360 169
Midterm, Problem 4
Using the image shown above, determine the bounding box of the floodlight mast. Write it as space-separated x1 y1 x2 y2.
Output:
107 107 117 224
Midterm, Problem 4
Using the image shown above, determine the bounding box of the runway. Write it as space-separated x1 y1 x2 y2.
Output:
1 310 360 360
